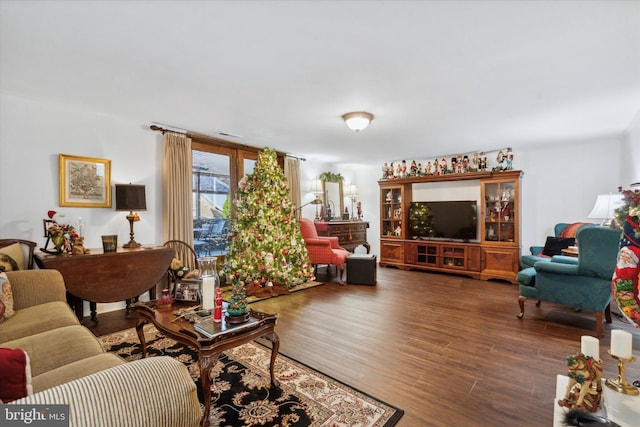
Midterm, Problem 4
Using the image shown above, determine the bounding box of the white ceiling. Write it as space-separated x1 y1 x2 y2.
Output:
1 1 639 165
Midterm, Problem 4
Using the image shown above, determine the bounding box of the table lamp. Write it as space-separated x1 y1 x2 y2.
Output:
115 184 147 248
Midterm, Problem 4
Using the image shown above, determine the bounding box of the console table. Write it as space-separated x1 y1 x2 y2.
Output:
314 220 370 253
34 246 173 322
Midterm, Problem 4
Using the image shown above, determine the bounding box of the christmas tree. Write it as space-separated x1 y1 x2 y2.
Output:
224 148 315 307
409 203 435 238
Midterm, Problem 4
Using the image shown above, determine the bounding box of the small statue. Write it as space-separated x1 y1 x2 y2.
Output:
506 147 514 170
410 160 417 176
439 158 447 175
72 237 90 255
426 161 432 175
479 152 488 171
401 160 407 177
497 150 507 171
394 225 401 236
382 162 389 179
450 157 457 173
558 353 603 412
456 155 463 173
462 155 470 173
472 152 479 172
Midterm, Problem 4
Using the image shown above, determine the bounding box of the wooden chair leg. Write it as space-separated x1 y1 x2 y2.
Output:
595 312 604 337
517 295 526 319
605 304 612 323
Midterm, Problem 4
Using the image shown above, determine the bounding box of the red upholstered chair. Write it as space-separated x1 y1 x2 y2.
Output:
299 218 349 283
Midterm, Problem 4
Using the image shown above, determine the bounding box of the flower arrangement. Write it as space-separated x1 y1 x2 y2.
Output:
48 222 78 254
614 186 640 239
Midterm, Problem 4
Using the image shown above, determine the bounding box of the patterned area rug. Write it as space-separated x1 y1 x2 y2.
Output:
99 325 403 427
221 280 325 304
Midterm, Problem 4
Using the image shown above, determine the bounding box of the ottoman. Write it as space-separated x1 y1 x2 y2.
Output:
346 254 377 285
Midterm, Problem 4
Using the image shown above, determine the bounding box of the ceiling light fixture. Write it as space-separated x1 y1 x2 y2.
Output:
341 111 374 132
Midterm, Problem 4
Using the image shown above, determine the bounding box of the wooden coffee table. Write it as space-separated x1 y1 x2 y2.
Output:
132 302 279 427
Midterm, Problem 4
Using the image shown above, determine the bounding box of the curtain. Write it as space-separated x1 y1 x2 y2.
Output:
162 132 193 246
284 157 301 215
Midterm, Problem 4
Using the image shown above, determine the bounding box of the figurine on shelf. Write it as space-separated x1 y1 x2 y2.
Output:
462 155 470 173
356 201 362 219
426 161 432 175
417 163 423 176
388 162 395 178
506 147 514 170
386 191 393 202
394 225 401 236
502 203 510 221
479 152 488 171
439 158 447 175
401 160 407 177
496 150 508 171
472 152 479 172
456 155 463 173
450 157 457 173
382 162 389 179
410 160 417 176
395 163 401 177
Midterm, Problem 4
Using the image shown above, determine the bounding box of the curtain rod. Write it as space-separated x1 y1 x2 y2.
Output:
149 123 306 161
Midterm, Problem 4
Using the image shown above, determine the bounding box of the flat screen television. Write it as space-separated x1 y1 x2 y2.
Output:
409 200 478 242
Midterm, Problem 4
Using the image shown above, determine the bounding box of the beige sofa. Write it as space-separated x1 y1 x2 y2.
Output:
1 269 202 427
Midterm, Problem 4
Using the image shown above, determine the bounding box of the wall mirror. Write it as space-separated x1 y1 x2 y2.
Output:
320 172 344 221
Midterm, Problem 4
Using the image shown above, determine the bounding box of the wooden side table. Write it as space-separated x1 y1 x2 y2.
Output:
314 220 370 253
133 302 279 427
35 246 173 321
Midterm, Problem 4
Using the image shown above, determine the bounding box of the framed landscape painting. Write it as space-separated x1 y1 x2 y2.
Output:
59 154 111 208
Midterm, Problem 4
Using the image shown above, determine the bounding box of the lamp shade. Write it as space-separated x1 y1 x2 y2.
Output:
115 184 147 211
345 184 359 198
310 179 323 195
587 193 623 219
341 111 374 132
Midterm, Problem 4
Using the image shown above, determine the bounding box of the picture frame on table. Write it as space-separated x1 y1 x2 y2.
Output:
174 281 201 303
59 154 111 208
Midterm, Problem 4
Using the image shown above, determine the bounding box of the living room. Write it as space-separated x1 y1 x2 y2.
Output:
1 1 639 426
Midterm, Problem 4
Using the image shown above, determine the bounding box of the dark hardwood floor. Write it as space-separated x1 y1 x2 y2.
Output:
86 267 640 427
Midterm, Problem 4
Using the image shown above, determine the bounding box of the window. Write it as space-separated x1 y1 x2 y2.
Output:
191 139 280 257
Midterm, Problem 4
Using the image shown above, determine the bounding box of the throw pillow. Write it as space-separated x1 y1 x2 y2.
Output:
0 243 24 272
0 347 33 403
542 236 576 256
559 222 592 239
0 272 15 323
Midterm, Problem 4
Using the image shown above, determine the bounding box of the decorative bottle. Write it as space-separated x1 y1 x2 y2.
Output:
198 257 219 312
213 287 223 323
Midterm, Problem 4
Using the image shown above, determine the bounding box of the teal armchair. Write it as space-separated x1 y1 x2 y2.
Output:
517 226 621 337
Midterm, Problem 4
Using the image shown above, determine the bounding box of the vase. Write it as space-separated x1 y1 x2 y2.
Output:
198 257 219 312
51 235 64 254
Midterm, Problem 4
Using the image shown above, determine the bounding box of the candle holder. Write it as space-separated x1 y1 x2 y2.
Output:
605 351 639 396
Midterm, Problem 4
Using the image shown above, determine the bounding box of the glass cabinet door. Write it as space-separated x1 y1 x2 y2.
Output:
483 181 516 243
381 187 403 237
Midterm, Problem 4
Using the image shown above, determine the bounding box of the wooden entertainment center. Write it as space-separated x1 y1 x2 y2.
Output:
378 170 522 283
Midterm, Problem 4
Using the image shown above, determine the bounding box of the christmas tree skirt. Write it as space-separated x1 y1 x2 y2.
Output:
221 280 324 304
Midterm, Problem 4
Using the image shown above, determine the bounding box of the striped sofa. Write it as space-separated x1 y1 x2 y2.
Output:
1 269 201 427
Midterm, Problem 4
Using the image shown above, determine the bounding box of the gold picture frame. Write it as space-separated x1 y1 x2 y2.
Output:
59 154 111 207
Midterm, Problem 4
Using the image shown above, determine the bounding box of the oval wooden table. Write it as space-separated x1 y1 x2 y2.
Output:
132 302 280 427
34 246 174 321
